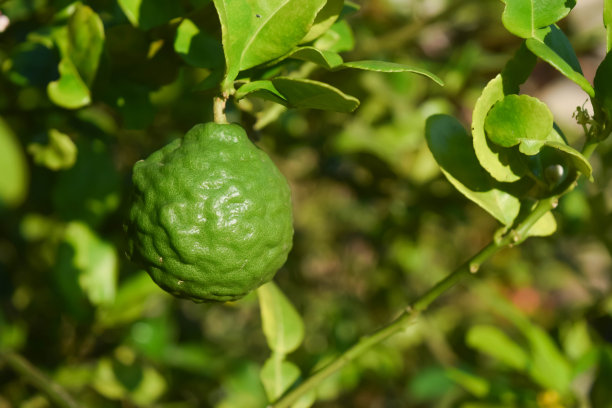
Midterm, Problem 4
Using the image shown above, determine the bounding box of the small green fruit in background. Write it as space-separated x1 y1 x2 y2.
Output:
126 123 293 302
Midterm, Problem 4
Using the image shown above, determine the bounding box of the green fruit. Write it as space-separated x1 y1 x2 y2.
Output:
126 122 293 302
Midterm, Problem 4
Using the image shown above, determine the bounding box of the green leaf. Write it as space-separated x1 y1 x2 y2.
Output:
524 325 572 392
501 42 537 94
27 129 77 171
472 75 526 182
257 281 305 354
0 117 28 209
67 4 104 86
235 80 289 106
301 0 344 43
96 272 161 328
425 114 520 226
57 222 118 306
47 57 91 109
260 355 301 402
287 47 344 69
314 20 354 53
594 51 612 121
605 0 612 53
590 347 612 408
466 325 529 371
236 78 360 112
337 60 443 86
445 368 490 398
526 25 594 97
174 18 224 69
484 94 554 155
527 210 557 237
214 0 327 88
117 0 183 30
501 0 574 38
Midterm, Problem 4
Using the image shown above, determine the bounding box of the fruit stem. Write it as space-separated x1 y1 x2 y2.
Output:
214 93 229 124
0 351 80 408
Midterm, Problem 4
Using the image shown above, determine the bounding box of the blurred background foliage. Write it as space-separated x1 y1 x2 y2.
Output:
0 0 611 407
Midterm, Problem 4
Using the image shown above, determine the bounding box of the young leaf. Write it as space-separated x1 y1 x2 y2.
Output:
260 355 301 402
47 58 91 109
214 0 327 89
472 75 526 182
466 325 529 371
301 0 344 43
117 0 183 30
27 129 77 171
67 4 104 86
484 94 554 155
526 25 594 97
425 114 520 226
174 19 224 69
257 282 305 355
526 210 557 237
336 61 443 86
594 51 612 121
501 0 574 38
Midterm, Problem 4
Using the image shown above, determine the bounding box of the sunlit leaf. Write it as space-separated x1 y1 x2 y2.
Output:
466 325 529 371
301 0 344 43
502 0 574 38
527 210 557 237
174 18 224 69
314 19 354 52
117 0 183 30
445 367 490 398
260 355 301 401
485 94 554 155
257 282 305 354
526 25 594 97
57 222 118 306
67 4 104 86
472 75 526 182
47 58 91 109
425 114 520 225
213 0 326 87
28 129 77 171
0 117 28 208
524 325 572 392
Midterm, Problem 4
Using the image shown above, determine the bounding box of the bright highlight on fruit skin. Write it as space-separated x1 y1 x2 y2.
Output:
126 122 293 302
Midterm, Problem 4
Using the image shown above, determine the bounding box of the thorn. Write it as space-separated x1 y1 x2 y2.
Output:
469 263 479 273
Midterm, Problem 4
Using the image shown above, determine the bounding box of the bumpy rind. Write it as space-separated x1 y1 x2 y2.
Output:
126 123 293 302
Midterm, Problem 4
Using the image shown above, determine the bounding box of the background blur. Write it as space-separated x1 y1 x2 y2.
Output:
1 0 611 407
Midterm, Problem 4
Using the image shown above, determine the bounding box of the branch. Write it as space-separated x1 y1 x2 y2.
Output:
0 351 81 408
270 198 557 408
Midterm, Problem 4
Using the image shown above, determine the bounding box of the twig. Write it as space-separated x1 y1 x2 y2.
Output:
271 197 558 408
0 351 80 408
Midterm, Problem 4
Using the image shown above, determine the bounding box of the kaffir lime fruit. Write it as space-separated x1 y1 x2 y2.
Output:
126 122 293 302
